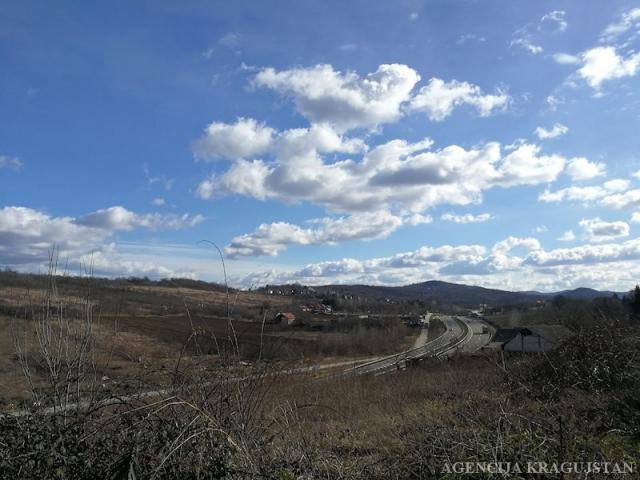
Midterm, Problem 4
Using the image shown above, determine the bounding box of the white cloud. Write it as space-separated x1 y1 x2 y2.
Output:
601 8 640 42
510 12 566 56
151 197 166 207
232 234 640 291
565 157 606 181
0 155 22 170
72 249 196 280
0 207 110 265
539 178 630 204
409 12 419 21
633 170 640 180
540 11 568 33
405 213 433 226
534 123 568 140
495 144 565 187
492 236 541 255
0 206 201 270
577 46 640 89
224 211 421 257
202 136 567 215
441 212 491 224
275 243 487 281
197 159 271 200
603 179 631 191
253 64 420 131
545 95 564 111
219 32 241 48
510 37 543 54
600 189 640 210
252 63 508 129
552 53 580 65
409 78 509 121
557 230 576 241
631 212 640 223
527 237 640 266
579 217 630 242
76 206 203 231
192 118 275 161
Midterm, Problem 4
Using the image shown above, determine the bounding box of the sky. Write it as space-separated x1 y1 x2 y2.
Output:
2 0 640 292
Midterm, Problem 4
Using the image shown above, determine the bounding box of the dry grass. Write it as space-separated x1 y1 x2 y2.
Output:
2 269 638 479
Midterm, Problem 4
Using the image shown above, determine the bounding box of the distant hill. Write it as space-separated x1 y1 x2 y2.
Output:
530 287 622 300
267 280 624 307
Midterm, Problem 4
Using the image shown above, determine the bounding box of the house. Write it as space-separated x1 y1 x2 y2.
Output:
488 325 573 352
300 303 332 314
274 312 297 326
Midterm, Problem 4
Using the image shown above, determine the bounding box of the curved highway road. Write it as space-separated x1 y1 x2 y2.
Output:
350 315 492 375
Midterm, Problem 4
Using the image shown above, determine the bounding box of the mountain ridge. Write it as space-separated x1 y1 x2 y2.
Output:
262 280 627 306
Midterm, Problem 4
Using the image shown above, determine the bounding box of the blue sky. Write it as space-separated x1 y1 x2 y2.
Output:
2 0 640 291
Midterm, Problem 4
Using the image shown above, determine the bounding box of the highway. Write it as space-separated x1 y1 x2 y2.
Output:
350 315 492 376
2 314 493 418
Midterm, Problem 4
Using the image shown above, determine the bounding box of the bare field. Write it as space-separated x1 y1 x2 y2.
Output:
0 275 418 407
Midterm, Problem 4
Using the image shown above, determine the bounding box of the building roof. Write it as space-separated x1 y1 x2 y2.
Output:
526 324 574 344
493 325 574 346
492 328 521 344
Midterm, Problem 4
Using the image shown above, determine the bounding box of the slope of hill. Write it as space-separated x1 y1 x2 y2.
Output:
293 281 623 306
532 287 621 300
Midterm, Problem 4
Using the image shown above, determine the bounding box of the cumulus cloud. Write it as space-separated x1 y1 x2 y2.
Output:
600 189 640 210
534 123 568 140
539 178 630 204
565 157 606 181
441 212 491 223
76 206 203 231
193 119 366 165
0 155 22 170
496 144 565 187
527 237 640 266
252 64 510 129
409 78 509 121
253 64 420 131
579 217 630 242
632 212 640 223
577 46 640 89
225 211 423 257
287 243 486 279
200 137 568 214
192 118 275 160
0 207 111 265
557 230 576 241
233 233 640 291
0 206 202 267
72 249 196 280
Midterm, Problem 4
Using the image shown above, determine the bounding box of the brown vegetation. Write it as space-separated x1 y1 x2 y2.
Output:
1 270 639 479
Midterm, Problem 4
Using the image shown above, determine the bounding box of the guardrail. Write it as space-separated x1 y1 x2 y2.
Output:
350 317 470 376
